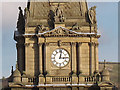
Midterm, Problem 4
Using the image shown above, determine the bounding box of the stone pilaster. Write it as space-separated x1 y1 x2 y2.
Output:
70 42 77 74
95 43 99 71
34 43 39 76
77 42 82 74
16 43 25 73
88 42 95 75
44 42 49 76
38 43 43 75
25 43 35 76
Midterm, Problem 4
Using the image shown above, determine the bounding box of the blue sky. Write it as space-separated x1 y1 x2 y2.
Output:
1 2 118 78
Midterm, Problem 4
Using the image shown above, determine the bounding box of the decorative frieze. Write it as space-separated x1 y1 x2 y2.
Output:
49 43 57 46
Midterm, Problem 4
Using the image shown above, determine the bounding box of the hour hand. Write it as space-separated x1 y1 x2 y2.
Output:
59 53 62 59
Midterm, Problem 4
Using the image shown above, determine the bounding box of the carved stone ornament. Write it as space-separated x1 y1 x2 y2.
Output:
95 43 99 47
17 7 25 34
72 23 80 30
88 6 97 24
58 40 62 46
88 42 95 46
55 4 65 23
24 43 30 47
38 43 43 46
36 25 47 33
70 42 76 46
44 42 49 46
43 27 76 36
77 42 82 46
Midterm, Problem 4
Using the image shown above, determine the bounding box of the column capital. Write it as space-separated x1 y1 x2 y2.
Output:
24 43 30 47
88 42 95 46
38 43 43 46
77 42 82 46
44 42 49 46
70 42 76 46
95 43 99 47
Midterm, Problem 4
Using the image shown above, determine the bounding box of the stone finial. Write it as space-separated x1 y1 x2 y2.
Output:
16 61 18 69
101 59 110 81
104 59 106 69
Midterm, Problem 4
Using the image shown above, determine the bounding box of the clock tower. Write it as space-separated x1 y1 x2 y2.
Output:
6 1 116 90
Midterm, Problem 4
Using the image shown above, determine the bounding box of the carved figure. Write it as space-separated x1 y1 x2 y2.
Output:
88 6 97 24
17 7 25 34
72 23 80 30
55 4 65 23
37 25 47 31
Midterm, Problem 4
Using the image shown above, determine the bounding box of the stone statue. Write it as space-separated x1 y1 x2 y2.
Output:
55 4 65 23
72 23 80 30
88 6 97 24
36 25 47 33
17 7 25 34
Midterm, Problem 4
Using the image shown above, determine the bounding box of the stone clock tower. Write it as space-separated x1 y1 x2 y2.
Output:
6 1 116 90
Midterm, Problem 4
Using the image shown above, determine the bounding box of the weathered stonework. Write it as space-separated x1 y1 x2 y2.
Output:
4 1 116 90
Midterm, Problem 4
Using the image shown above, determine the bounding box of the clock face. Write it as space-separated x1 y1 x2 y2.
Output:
51 49 69 67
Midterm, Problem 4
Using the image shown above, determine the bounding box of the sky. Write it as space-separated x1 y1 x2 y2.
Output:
1 1 118 78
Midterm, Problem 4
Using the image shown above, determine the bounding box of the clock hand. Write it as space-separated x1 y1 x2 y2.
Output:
61 57 69 59
59 53 62 59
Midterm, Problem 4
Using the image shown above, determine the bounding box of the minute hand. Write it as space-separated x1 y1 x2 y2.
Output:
61 57 69 59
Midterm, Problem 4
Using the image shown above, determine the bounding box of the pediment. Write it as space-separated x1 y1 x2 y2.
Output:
40 27 78 36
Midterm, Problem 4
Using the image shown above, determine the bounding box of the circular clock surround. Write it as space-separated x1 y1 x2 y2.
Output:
51 49 70 67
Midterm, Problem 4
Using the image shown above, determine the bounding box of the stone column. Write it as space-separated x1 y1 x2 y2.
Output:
71 42 77 74
34 43 39 76
16 43 25 73
95 43 99 71
24 43 31 76
44 42 49 76
38 43 43 75
71 42 78 84
88 42 95 75
38 43 45 84
78 42 82 74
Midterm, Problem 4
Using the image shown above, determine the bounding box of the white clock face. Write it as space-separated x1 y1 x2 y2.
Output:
51 49 69 67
